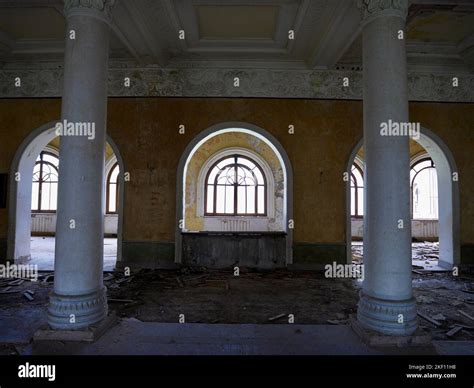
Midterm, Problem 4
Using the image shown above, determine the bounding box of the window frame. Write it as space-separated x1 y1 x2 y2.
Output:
410 156 437 220
106 162 120 214
31 151 59 213
350 162 364 218
204 154 267 217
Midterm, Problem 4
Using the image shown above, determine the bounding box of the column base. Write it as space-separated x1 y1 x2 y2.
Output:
47 287 108 330
35 312 117 342
357 291 418 336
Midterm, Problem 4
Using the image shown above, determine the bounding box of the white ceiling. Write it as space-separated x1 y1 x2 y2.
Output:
0 0 472 73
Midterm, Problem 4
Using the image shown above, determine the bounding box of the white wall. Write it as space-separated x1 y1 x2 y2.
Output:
31 213 118 235
351 218 439 240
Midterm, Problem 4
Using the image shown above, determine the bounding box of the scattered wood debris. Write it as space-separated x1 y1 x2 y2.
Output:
0 289 20 295
115 276 134 285
417 311 442 327
8 279 24 286
108 299 134 304
416 295 434 304
22 291 34 301
103 274 114 282
458 310 474 322
446 325 463 338
432 313 446 321
462 285 474 294
268 313 286 322
42 275 54 283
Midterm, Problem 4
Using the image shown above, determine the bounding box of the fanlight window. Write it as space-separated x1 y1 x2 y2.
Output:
350 163 364 217
106 163 120 214
31 151 59 212
411 157 438 220
205 155 266 216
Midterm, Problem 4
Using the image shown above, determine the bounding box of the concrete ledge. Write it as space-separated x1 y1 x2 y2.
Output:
351 316 432 347
33 312 117 343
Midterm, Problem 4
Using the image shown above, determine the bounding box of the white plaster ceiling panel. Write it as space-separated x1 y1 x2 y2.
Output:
0 0 472 74
196 5 279 40
168 0 303 58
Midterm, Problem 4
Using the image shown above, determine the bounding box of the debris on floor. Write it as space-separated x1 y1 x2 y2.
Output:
0 267 473 342
352 241 446 271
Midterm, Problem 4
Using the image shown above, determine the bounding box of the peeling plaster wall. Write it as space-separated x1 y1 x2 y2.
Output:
184 131 284 232
0 98 473 265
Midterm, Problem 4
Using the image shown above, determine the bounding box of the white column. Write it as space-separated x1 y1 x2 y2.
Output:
48 0 114 330
357 0 417 335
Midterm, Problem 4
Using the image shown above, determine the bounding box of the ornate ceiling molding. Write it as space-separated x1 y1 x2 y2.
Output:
0 65 472 102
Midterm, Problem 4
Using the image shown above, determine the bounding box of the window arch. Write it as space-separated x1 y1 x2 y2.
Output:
106 162 120 214
411 157 438 220
350 163 364 217
205 154 266 216
31 151 59 212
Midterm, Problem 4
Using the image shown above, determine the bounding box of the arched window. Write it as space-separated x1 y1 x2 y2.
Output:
351 163 364 217
106 163 120 214
205 155 266 216
411 157 438 219
31 151 59 212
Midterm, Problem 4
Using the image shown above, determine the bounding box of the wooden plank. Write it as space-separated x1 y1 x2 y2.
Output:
417 311 442 327
458 310 474 322
446 326 463 338
268 313 286 322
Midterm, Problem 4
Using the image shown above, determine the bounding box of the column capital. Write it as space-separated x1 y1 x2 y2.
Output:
64 0 115 23
357 0 408 25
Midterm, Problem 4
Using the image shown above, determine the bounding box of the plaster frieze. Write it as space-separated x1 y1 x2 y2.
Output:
0 66 472 102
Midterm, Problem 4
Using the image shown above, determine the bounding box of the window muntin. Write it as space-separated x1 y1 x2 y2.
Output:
205 155 266 216
31 151 59 212
350 163 364 217
106 162 120 214
411 157 438 220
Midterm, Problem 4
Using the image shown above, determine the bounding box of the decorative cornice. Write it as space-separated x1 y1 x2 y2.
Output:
64 0 115 22
0 65 472 102
357 0 409 24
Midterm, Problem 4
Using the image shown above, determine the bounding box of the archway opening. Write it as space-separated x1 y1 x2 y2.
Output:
176 123 293 268
346 128 459 270
7 122 125 271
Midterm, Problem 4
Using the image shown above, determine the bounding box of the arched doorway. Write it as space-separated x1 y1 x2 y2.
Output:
175 122 293 266
345 127 460 269
7 121 125 268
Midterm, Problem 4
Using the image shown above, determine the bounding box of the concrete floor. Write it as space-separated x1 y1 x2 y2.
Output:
4 316 471 356
30 236 117 271
1 239 469 356
26 320 403 355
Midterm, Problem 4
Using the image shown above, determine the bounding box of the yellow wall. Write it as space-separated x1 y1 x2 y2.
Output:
0 98 473 257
